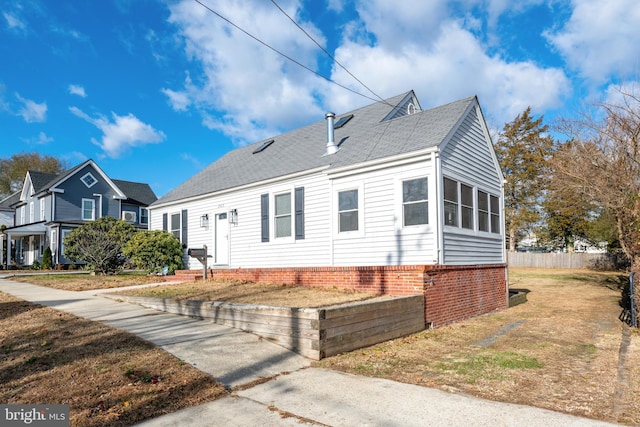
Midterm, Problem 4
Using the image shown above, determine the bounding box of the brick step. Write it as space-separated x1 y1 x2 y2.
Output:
173 270 204 281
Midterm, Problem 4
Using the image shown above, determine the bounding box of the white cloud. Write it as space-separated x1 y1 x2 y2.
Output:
16 94 47 122
68 84 87 98
2 11 26 31
165 0 326 144
69 106 166 158
161 87 190 111
329 19 570 126
163 0 571 142
546 0 640 84
34 131 53 145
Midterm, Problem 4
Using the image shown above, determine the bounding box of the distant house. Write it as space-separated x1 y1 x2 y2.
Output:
149 91 507 326
1 159 157 268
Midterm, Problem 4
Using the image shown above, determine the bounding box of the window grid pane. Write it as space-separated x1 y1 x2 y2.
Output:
339 211 358 232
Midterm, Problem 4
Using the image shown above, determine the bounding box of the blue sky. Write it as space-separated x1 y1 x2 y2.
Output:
1 0 639 197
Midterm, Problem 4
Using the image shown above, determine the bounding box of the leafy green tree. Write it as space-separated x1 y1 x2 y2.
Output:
494 107 555 252
123 230 184 275
0 153 66 197
63 217 137 275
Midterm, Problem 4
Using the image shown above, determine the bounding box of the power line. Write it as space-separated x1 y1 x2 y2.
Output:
269 0 390 106
193 0 383 104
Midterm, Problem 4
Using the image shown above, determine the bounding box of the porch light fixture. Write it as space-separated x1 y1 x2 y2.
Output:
228 209 238 225
200 213 209 228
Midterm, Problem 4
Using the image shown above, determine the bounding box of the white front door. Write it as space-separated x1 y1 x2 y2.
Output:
27 236 35 265
214 212 229 265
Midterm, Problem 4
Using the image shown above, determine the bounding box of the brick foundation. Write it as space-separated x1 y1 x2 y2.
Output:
175 264 508 327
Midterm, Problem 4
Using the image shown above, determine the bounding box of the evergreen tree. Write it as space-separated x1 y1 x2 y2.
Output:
494 107 555 252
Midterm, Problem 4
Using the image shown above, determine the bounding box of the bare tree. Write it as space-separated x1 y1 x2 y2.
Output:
553 85 640 267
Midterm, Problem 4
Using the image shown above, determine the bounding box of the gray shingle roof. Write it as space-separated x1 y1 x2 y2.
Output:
112 179 157 205
26 161 157 206
29 171 59 193
0 192 20 211
153 91 475 206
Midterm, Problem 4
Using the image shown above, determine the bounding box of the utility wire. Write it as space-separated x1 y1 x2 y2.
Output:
194 0 383 104
270 0 390 106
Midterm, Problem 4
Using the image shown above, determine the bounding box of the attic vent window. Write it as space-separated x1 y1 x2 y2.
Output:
407 103 416 115
333 114 353 129
81 172 97 188
252 139 274 154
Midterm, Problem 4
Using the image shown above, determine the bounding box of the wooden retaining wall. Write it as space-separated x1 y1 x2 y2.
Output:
107 294 425 360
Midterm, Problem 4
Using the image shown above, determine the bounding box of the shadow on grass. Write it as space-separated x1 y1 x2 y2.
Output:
0 297 227 427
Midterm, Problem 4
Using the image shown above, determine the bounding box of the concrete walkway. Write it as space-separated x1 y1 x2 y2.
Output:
0 277 620 426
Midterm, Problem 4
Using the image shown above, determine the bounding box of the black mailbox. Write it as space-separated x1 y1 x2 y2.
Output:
188 248 206 258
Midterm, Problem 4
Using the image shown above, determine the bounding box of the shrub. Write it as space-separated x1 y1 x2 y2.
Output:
123 230 184 275
42 246 53 270
63 217 137 275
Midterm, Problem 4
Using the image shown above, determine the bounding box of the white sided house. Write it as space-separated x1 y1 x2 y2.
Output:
150 91 507 326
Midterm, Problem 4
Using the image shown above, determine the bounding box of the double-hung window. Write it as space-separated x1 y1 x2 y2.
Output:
40 199 45 222
444 177 474 230
443 178 458 226
274 192 292 238
460 183 474 230
402 178 428 226
139 207 149 225
478 190 490 232
490 194 500 234
170 212 181 240
338 189 359 232
82 198 95 221
477 190 501 234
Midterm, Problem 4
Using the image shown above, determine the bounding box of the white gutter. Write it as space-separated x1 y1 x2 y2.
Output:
150 166 330 210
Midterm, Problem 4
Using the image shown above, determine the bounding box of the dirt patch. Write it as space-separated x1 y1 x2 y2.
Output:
9 273 163 291
0 291 227 427
114 279 390 308
317 268 640 425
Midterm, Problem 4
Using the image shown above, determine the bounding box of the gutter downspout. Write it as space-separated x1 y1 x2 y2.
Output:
433 150 443 264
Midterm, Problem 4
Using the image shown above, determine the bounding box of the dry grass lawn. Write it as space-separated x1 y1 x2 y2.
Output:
10 272 162 291
317 268 640 425
4 268 640 425
115 279 390 308
0 292 227 427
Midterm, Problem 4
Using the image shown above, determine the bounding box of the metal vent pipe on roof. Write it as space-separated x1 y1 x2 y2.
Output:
325 112 339 155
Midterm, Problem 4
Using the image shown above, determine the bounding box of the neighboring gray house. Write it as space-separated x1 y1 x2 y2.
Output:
1 159 157 268
149 90 507 326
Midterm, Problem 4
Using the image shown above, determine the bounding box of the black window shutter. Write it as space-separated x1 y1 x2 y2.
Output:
181 209 188 246
261 193 269 242
295 187 304 240
162 213 167 231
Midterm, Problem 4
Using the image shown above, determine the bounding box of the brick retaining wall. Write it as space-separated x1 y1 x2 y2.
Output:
175 264 508 327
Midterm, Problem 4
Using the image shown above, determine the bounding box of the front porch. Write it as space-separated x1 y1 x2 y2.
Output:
1 222 46 268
